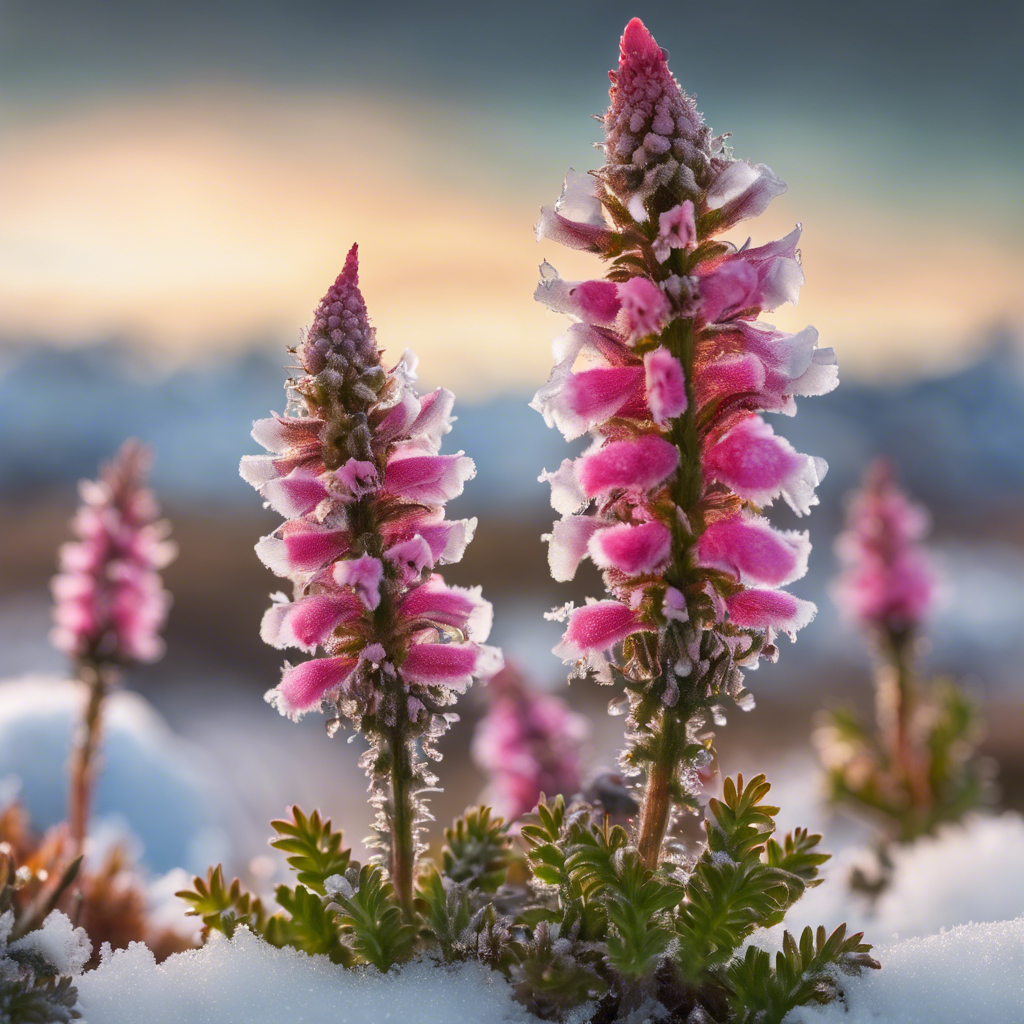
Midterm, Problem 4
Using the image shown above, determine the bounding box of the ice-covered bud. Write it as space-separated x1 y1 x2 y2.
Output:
833 459 938 634
703 417 826 516
618 277 670 342
472 665 588 821
51 440 175 666
644 349 688 424
654 201 697 261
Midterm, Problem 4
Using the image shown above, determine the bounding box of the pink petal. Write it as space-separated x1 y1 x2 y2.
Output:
536 168 614 253
704 161 786 231
384 535 435 582
553 600 652 661
531 364 644 441
384 452 475 504
696 353 767 409
399 576 493 641
256 522 349 576
577 435 678 498
703 417 826 516
332 554 384 609
401 641 503 691
250 414 323 455
409 388 455 451
654 200 696 261
546 514 604 582
725 589 816 637
535 265 622 327
644 349 688 424
698 261 759 323
336 459 379 497
539 458 588 516
617 277 670 342
260 469 331 518
589 520 672 575
267 656 359 721
261 592 363 652
697 514 810 587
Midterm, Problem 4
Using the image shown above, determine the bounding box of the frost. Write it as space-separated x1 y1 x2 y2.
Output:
783 916 1024 1023
9 910 92 976
76 929 546 1024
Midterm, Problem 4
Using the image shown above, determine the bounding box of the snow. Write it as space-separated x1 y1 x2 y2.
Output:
0 676 230 874
76 929 549 1024
784 917 1024 1023
789 813 1024 941
9 910 93 976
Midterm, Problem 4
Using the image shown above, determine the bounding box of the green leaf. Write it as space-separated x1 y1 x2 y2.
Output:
441 806 513 893
332 864 417 971
269 806 351 896
266 884 352 966
175 866 267 939
415 867 471 962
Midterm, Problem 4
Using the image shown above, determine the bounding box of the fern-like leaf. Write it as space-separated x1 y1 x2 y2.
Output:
175 866 266 939
269 806 351 896
332 864 416 971
441 806 513 893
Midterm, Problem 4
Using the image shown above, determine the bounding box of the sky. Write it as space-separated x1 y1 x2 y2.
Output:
2 0 1022 396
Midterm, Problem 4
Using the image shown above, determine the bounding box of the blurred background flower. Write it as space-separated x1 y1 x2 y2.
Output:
1 0 1022 866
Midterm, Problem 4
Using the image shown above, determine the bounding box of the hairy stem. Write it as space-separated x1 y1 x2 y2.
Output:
877 629 929 811
636 709 680 869
385 706 416 917
68 658 109 855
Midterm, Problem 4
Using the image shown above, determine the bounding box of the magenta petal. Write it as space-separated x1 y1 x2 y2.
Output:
332 554 384 609
644 349 687 424
250 414 323 455
654 201 696 261
401 641 503 691
415 517 477 564
336 459 379 497
260 469 330 518
263 592 363 652
696 353 767 409
535 266 622 327
547 514 604 582
554 600 652 661
532 364 644 441
725 589 816 637
697 514 810 587
698 261 759 324
578 435 678 498
268 656 359 721
399 576 493 641
589 520 672 575
256 522 349 576
617 277 670 342
384 452 475 504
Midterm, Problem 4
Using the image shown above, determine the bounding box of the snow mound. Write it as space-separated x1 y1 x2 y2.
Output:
76 929 547 1024
0 676 229 874
9 910 92 976
785 916 1024 1023
791 813 1024 941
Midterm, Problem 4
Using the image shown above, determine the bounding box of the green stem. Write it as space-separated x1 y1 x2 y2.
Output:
636 710 679 870
386 715 416 917
877 629 929 812
68 658 108 855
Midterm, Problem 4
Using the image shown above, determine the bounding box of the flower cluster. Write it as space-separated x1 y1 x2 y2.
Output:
472 665 587 821
51 440 175 667
533 18 837 864
833 458 937 636
241 244 500 730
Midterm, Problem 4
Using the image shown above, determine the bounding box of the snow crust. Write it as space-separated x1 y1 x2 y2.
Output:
784 916 1024 1023
76 929 547 1024
9 910 92 976
0 676 229 873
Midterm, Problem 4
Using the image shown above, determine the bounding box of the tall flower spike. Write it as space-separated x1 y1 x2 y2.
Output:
51 439 176 853
534 18 836 868
242 244 501 912
471 664 587 822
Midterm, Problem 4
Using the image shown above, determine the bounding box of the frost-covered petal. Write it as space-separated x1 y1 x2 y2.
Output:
250 414 323 455
725 590 816 638
704 160 786 231
384 451 475 505
332 554 384 610
644 349 687 424
577 436 678 498
696 353 767 408
267 656 359 721
553 600 653 662
535 264 622 327
789 345 839 397
260 469 331 518
617 277 670 342
589 521 672 575
546 514 604 582
336 459 379 497
654 200 696 261
399 576 493 642
698 261 759 324
408 388 455 451
531 363 644 441
261 592 363 652
703 417 827 516
540 458 588 516
384 535 435 582
536 168 615 253
697 514 810 587
401 641 503 691
551 322 632 367
255 523 349 576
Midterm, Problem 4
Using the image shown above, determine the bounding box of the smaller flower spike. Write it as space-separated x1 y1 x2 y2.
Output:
51 439 176 853
242 244 500 913
533 17 836 868
472 664 587 822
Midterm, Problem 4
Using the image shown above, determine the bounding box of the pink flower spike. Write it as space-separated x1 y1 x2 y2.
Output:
531 364 645 441
267 656 359 721
617 277 670 343
260 468 330 519
703 417 827 516
644 349 688 424
384 451 475 504
654 201 696 261
725 590 816 639
577 435 678 499
697 515 810 587
704 161 787 231
589 521 672 575
399 577 493 642
332 554 384 610
336 459 379 497
401 641 503 692
546 514 604 582
554 600 653 661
